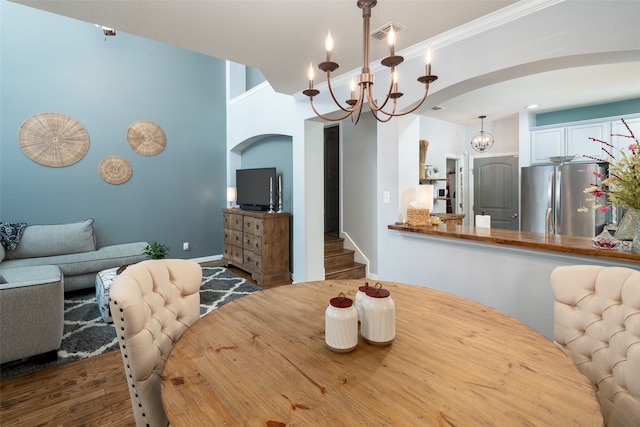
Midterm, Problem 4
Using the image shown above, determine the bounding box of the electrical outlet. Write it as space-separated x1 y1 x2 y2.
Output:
183 242 189 251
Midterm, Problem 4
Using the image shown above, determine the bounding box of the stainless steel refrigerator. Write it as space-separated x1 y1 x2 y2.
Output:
521 163 608 237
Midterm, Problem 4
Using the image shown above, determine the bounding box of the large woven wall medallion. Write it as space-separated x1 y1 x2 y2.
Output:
127 120 166 156
18 112 90 167
99 156 132 185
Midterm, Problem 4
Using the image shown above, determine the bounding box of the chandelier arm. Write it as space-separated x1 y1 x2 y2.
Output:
366 74 396 113
367 86 396 123
326 73 361 114
351 103 365 125
308 97 360 122
369 107 395 123
377 83 431 118
363 83 382 113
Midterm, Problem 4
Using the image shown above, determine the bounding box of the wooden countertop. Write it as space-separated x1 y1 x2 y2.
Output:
430 212 465 219
388 223 640 263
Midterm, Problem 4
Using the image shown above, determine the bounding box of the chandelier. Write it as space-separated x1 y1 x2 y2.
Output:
470 115 494 152
302 0 438 124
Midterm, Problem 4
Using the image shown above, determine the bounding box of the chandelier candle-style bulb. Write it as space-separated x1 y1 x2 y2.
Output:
425 48 432 76
390 70 401 98
303 63 320 97
325 31 334 62
387 27 396 57
308 63 315 86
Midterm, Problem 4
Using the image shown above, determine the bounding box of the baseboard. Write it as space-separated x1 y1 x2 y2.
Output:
190 254 223 264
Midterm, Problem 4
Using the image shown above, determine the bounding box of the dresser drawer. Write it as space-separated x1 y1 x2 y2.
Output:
224 213 243 231
244 234 262 253
244 251 262 272
243 216 264 237
223 244 243 264
224 228 244 246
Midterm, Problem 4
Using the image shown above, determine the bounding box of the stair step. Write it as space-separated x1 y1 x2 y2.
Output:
324 236 345 255
323 233 366 280
325 262 367 280
324 249 356 270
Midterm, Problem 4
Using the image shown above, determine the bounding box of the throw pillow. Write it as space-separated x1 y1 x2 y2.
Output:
3 219 96 260
0 274 6 284
0 222 27 250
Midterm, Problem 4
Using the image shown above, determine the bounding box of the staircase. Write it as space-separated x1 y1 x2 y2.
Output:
324 234 366 280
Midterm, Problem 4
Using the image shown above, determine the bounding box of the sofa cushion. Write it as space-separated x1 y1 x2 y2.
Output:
0 265 62 290
0 242 148 277
4 219 96 260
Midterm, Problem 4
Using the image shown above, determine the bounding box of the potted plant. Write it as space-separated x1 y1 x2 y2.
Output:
144 242 169 259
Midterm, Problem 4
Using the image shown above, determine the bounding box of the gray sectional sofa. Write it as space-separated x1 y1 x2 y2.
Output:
0 219 148 292
0 219 148 364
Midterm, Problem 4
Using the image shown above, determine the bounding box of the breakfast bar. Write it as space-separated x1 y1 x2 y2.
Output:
387 223 640 264
382 223 639 340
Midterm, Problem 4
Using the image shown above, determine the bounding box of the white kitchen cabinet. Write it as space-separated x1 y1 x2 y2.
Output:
530 128 564 163
566 122 609 161
611 117 640 155
531 122 609 164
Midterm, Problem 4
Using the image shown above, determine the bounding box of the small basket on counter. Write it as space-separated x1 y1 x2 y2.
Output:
407 208 430 226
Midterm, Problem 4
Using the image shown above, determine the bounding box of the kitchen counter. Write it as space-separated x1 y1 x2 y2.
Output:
387 223 640 264
431 213 465 225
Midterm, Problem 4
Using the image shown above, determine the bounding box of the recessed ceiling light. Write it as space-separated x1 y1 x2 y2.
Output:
525 104 539 110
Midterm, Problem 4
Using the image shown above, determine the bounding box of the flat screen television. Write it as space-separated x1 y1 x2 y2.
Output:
235 167 277 211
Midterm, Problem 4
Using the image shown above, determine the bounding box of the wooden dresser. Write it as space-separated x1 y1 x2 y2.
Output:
221 208 291 287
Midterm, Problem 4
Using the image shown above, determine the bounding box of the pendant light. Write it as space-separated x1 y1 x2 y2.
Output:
470 115 494 153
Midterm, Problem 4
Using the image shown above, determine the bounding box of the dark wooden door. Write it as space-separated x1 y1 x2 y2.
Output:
324 126 340 234
473 155 519 230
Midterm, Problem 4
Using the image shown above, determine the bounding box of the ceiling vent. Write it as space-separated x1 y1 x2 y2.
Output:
371 21 407 42
432 105 445 111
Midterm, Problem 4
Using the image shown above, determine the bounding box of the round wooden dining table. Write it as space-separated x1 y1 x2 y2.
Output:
162 279 603 426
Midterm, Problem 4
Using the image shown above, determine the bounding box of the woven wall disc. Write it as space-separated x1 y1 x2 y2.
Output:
99 156 132 185
127 120 166 156
18 112 89 167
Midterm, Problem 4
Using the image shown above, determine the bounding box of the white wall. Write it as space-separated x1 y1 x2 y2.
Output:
377 230 639 339
342 114 378 274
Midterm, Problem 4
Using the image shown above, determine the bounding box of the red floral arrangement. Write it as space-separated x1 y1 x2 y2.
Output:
583 118 640 213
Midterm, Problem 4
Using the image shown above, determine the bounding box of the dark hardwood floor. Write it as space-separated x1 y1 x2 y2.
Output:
0 261 256 427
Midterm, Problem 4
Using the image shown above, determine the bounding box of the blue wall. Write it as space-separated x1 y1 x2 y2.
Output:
535 98 640 126
0 1 227 258
239 136 293 272
240 136 293 213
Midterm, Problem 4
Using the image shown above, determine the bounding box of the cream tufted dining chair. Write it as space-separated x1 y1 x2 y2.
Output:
109 259 201 427
551 265 640 427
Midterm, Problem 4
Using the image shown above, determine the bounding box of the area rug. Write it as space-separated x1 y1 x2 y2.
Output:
0 266 261 380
